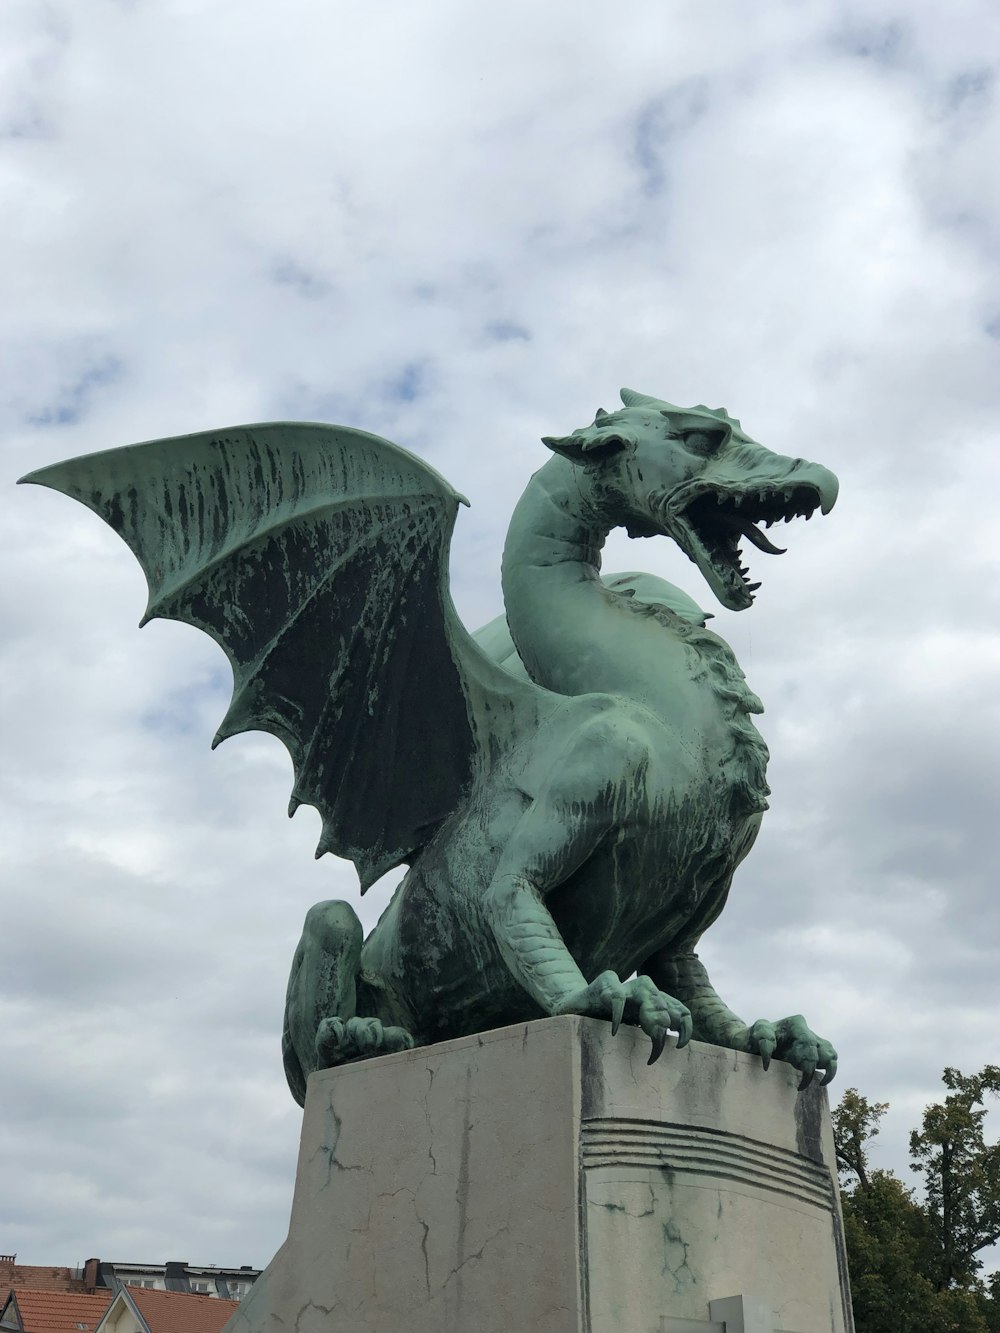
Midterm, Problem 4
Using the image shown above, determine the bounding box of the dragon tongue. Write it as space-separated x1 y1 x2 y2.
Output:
740 519 786 555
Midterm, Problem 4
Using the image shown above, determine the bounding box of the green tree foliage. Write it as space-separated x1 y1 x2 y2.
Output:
910 1066 1000 1290
834 1070 1000 1333
833 1086 889 1191
842 1173 989 1333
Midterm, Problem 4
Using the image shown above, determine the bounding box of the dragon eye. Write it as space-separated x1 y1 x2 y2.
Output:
681 428 726 455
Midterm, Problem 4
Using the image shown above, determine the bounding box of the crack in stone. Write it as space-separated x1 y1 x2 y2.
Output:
314 1093 372 1187
377 1185 416 1202
423 1066 438 1176
660 1218 695 1295
291 1299 335 1333
418 1215 431 1296
453 1065 475 1308
594 1180 657 1221
442 1223 512 1291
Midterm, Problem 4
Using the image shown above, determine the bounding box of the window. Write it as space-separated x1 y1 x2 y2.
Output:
190 1282 210 1294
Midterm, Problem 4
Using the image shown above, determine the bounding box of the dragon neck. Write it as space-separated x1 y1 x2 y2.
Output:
501 456 668 698
501 457 770 814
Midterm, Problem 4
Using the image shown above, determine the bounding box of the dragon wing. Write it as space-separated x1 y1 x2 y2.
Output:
22 422 541 890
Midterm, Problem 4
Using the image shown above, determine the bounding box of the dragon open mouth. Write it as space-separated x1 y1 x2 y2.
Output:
667 483 824 611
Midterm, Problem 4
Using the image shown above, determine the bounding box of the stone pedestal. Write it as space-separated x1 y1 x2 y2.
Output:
227 1017 853 1333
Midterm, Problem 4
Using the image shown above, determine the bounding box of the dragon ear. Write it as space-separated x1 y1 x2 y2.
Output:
542 427 634 465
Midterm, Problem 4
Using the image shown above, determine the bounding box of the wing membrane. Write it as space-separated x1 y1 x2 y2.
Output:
22 422 492 888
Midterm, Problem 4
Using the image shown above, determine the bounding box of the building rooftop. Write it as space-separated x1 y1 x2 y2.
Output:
114 1289 239 1333
0 1267 89 1296
2 1289 112 1333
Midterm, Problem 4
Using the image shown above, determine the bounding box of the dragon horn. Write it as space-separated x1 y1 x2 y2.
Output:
619 388 670 409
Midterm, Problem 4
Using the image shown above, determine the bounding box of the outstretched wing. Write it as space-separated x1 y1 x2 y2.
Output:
22 422 533 889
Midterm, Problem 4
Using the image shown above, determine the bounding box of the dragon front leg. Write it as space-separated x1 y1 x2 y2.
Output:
485 869 693 1063
643 949 837 1089
482 716 693 1062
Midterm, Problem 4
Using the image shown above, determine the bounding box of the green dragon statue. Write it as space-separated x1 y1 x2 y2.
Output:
22 388 840 1102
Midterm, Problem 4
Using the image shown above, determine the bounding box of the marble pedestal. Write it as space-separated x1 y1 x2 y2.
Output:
227 1017 853 1333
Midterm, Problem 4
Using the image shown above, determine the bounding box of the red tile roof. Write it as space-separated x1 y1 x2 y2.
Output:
0 1269 88 1296
126 1289 239 1333
6 1290 112 1333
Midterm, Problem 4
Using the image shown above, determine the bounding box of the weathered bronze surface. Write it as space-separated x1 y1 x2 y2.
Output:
22 389 840 1102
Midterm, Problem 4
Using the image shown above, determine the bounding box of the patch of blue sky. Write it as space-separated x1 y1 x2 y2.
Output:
3 104 54 140
632 80 709 200
270 257 333 301
830 17 909 66
385 361 424 404
944 66 995 115
140 682 219 739
27 355 124 428
986 315 1000 340
269 382 363 423
206 666 231 694
484 320 530 343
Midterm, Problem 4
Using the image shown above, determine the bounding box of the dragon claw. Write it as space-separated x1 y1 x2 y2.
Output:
315 1015 414 1069
556 972 690 1069
752 1015 836 1091
647 1032 667 1065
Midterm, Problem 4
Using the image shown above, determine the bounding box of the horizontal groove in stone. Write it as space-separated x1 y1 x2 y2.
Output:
582 1137 827 1196
581 1118 833 1211
584 1151 829 1203
582 1128 826 1181
582 1117 831 1180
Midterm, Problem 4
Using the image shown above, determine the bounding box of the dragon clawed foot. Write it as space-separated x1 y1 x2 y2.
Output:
315 1016 415 1069
741 1014 838 1090
554 971 693 1065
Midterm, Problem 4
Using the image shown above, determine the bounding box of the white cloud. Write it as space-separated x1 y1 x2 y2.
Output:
2 0 999 1271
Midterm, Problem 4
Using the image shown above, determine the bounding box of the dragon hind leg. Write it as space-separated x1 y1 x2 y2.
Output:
282 899 413 1106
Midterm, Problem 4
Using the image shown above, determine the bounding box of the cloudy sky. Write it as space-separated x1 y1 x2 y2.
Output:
2 0 999 1274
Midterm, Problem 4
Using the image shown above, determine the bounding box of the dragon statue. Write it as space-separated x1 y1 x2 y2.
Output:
23 388 840 1103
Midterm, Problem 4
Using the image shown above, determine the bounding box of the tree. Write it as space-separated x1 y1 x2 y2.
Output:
833 1072 1000 1333
910 1065 1000 1291
832 1086 889 1192
841 1170 988 1333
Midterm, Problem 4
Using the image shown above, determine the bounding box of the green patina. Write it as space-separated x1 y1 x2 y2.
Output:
22 387 840 1104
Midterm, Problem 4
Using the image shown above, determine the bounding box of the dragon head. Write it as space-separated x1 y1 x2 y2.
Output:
542 387 839 611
